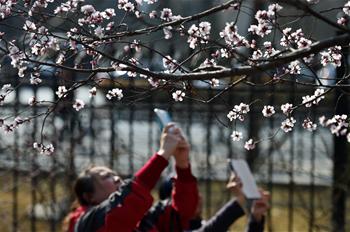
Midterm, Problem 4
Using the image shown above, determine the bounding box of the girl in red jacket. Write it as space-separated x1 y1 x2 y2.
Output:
63 124 199 232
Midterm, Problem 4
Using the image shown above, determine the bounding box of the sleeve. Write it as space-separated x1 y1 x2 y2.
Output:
75 154 168 232
195 199 245 232
171 165 199 229
246 215 265 232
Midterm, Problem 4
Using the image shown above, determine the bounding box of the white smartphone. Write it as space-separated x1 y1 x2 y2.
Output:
154 108 173 130
229 159 261 200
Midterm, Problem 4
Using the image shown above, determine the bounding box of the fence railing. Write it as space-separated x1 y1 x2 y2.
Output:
0 80 343 232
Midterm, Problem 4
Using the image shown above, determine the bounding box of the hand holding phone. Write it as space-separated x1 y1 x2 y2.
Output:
229 159 261 200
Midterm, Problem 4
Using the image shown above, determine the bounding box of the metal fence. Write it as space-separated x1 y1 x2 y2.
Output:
0 77 347 232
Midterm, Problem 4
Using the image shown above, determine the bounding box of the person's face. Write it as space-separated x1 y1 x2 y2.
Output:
89 167 124 204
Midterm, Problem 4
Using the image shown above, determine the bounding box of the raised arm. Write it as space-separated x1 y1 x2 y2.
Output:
75 124 180 232
194 175 246 232
171 127 199 229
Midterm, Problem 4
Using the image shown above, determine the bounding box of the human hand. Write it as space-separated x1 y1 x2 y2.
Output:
173 127 190 169
226 173 245 209
251 190 270 222
157 124 181 160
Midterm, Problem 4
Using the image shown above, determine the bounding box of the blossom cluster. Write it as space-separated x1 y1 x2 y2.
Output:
187 21 211 49
163 56 178 72
248 4 282 38
8 44 27 78
172 90 185 102
33 142 55 156
280 117 296 133
0 84 12 105
219 22 248 48
301 88 325 107
302 118 317 132
320 115 349 137
0 117 31 134
280 28 312 51
0 0 16 19
227 103 250 122
54 0 85 15
320 46 342 67
106 88 124 100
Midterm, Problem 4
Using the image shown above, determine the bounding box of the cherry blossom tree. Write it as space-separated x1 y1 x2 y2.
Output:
0 0 349 156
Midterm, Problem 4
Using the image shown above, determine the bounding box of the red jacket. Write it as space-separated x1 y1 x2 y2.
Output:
136 166 199 232
67 154 198 232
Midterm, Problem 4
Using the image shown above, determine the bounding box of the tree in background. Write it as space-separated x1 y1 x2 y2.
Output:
0 0 349 155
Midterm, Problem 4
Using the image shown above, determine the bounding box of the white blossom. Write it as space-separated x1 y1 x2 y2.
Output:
343 1 350 16
160 8 172 21
81 5 95 14
149 10 157 18
281 103 293 115
287 60 301 74
28 96 36 106
23 20 37 31
172 90 185 102
326 115 348 136
33 142 55 155
337 17 348 25
56 86 68 98
30 73 42 85
281 117 296 133
320 46 342 67
244 139 256 150
106 88 123 100
163 26 173 39
302 118 317 132
73 99 85 111
231 131 243 141
1 84 12 93
262 105 275 117
227 103 250 122
302 95 314 108
94 26 104 39
89 87 97 98
163 56 177 71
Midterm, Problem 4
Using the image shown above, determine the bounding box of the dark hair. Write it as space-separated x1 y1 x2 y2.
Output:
74 172 95 206
158 176 173 200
